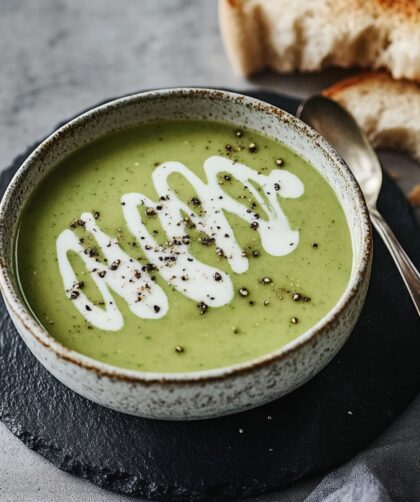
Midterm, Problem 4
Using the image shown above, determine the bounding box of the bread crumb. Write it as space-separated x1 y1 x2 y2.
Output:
388 170 400 181
408 184 420 207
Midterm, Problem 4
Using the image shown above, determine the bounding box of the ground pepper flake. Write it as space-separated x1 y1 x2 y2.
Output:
146 207 157 216
143 263 157 272
110 259 121 271
199 236 215 246
239 287 249 297
175 345 185 353
84 247 98 257
197 301 208 314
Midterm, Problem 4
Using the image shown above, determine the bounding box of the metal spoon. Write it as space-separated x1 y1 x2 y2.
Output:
297 95 420 316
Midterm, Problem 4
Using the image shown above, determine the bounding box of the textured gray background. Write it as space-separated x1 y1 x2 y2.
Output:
0 1 419 501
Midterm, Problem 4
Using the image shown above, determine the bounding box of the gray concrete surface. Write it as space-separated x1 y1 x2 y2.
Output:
0 1 418 501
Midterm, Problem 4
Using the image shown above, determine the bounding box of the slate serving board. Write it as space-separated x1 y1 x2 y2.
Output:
0 91 419 502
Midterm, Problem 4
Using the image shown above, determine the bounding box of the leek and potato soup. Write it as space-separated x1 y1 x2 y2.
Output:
15 120 352 372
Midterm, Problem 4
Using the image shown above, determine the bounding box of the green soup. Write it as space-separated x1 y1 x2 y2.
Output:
15 120 352 372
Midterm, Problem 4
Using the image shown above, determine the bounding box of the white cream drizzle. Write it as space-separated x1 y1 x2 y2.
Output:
56 155 304 330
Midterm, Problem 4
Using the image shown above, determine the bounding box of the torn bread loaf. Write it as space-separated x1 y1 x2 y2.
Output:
219 0 420 81
323 72 420 163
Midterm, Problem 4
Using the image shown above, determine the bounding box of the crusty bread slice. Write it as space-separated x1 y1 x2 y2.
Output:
219 0 420 81
323 72 420 163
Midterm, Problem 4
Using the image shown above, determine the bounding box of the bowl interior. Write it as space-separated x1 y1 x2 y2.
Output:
0 88 371 379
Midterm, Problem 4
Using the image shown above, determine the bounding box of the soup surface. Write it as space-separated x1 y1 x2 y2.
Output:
16 120 352 372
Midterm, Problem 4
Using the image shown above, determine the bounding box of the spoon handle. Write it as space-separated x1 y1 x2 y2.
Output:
370 208 420 317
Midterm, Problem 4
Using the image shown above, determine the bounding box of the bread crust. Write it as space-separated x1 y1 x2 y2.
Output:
218 0 265 76
375 0 420 20
323 71 420 97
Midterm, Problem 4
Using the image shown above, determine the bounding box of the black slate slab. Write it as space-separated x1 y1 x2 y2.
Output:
0 92 419 501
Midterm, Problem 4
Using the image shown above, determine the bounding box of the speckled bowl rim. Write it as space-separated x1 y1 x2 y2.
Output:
0 88 372 385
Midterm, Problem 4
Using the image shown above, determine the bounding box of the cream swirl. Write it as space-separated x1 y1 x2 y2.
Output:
56 156 304 330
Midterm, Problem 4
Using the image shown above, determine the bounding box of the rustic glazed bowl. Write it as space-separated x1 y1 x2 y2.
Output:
0 89 372 420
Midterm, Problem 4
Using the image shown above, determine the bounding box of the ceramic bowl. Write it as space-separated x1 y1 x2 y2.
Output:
0 89 372 420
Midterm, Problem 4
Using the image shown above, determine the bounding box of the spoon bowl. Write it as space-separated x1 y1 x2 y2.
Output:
298 96 382 207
